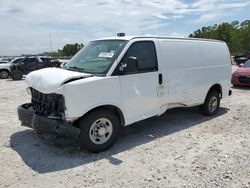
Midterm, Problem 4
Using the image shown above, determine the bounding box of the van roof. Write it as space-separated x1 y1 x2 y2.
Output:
96 36 224 43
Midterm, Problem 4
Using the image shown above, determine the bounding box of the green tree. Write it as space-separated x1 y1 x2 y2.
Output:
240 20 250 54
45 43 84 57
62 43 84 57
189 20 250 55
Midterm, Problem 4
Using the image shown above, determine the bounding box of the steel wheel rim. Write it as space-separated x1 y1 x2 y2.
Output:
209 96 218 112
89 118 113 145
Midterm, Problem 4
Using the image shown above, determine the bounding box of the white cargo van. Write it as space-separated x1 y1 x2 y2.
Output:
18 34 232 152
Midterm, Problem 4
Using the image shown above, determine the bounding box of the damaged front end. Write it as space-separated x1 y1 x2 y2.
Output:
17 88 81 144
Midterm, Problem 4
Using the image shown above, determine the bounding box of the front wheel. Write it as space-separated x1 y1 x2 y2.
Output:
200 90 220 116
0 70 9 79
78 109 120 153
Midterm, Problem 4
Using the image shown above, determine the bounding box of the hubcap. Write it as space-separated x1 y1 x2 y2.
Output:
209 96 218 112
89 118 113 144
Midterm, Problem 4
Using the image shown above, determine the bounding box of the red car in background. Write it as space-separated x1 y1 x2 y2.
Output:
231 60 250 86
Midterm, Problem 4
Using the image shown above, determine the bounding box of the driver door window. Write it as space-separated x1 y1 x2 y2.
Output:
121 41 158 74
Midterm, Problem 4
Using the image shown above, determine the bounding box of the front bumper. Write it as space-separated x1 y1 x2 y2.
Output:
17 103 81 141
231 75 250 86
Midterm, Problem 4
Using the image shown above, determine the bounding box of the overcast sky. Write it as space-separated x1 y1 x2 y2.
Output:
0 0 249 56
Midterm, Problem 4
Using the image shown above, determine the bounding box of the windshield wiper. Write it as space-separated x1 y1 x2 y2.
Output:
67 66 86 72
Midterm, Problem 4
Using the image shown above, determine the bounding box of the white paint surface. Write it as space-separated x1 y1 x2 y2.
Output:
25 37 231 126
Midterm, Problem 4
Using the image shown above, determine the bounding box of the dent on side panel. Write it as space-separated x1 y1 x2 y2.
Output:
158 40 231 107
158 40 204 106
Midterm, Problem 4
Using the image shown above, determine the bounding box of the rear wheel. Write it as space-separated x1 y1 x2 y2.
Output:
10 70 23 80
78 109 120 153
200 90 220 116
0 70 9 79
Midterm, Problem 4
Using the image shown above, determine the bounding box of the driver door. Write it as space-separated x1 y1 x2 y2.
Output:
118 41 162 125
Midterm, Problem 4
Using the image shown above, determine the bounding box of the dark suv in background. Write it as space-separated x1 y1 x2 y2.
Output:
10 56 60 80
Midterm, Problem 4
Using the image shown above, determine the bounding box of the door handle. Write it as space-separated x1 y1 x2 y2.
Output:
158 74 163 85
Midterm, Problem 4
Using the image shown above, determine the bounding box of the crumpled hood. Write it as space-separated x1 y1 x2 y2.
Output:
25 68 92 93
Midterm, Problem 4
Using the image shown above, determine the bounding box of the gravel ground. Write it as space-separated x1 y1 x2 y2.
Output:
0 79 250 188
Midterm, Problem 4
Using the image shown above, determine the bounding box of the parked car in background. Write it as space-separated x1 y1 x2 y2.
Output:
232 60 250 86
9 56 60 80
59 58 70 68
0 57 26 79
0 61 9 64
0 58 12 62
234 53 250 66
0 62 11 79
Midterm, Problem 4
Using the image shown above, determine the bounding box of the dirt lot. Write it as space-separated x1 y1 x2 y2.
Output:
0 79 250 188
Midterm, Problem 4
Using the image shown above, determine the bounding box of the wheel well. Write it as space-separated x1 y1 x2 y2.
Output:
0 69 9 73
208 84 222 98
75 105 125 127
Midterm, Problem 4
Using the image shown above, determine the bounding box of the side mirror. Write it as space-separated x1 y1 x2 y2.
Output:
119 56 138 74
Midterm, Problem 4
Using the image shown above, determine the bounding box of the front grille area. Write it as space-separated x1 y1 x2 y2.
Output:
238 75 250 84
31 88 65 116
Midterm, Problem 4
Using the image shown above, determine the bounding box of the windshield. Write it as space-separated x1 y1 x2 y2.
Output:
65 40 127 76
243 60 250 68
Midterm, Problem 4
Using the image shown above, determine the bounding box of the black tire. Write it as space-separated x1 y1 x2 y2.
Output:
200 90 220 116
78 109 120 153
0 70 9 79
10 70 23 80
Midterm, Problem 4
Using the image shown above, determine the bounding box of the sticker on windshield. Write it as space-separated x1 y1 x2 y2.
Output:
98 52 114 58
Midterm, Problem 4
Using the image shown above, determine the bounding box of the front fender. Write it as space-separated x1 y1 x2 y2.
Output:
56 76 125 122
